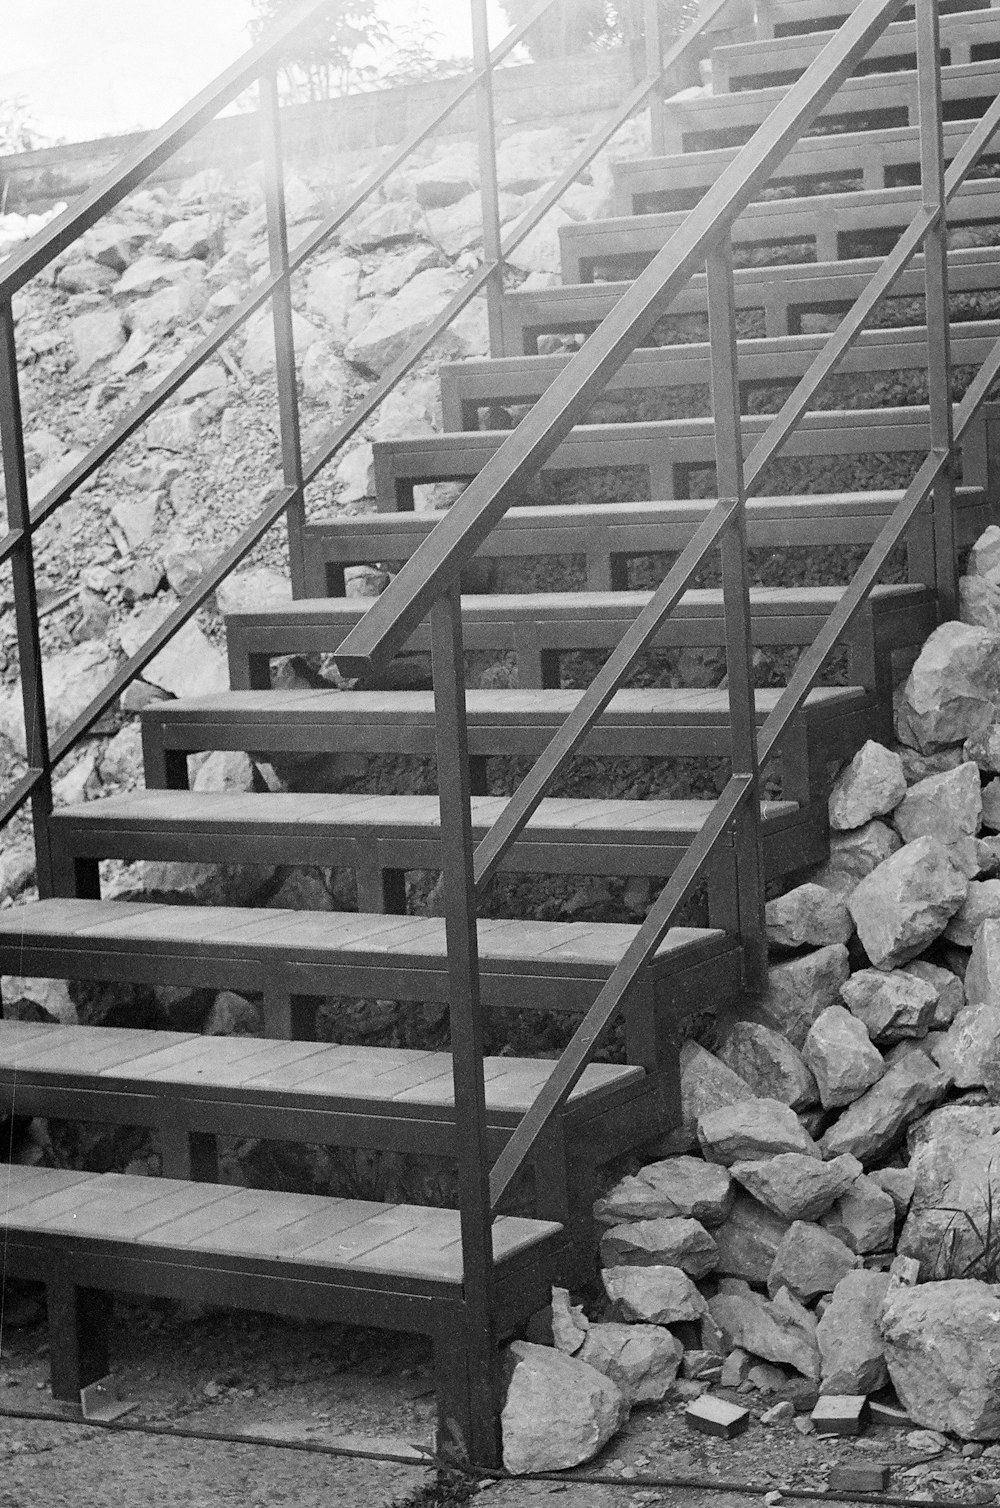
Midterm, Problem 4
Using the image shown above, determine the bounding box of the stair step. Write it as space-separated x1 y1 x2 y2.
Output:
50 789 818 895
754 0 993 39
500 245 1000 348
558 179 999 282
0 1019 646 1155
0 898 740 1017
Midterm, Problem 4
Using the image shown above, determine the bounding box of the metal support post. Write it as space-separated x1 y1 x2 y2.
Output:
916 0 956 614
472 0 506 357
0 300 54 895
705 238 767 994
430 582 499 1467
645 0 666 157
261 70 308 598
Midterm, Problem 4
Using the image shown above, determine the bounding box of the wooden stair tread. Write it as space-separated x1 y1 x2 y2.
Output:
0 1166 560 1284
0 897 729 977
0 1020 642 1114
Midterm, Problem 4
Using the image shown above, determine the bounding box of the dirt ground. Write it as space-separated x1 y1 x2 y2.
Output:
3 1292 1000 1508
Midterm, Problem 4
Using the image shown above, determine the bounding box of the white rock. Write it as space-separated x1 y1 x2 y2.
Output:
811 820 902 898
411 144 479 208
501 1341 628 1473
966 916 1000 1008
803 1005 884 1108
118 255 205 294
214 567 292 618
576 1323 683 1404
118 597 227 699
675 1040 754 1146
550 1286 588 1355
933 999 1000 1088
897 621 1000 753
894 762 982 858
817 1269 890 1396
344 267 464 375
697 1097 820 1166
730 1153 862 1222
821 1050 950 1164
342 198 428 251
761 944 851 1049
765 883 853 948
717 1020 817 1109
882 1280 1000 1440
710 1281 820 1380
306 255 360 335
0 642 116 757
945 878 1000 946
840 969 937 1044
1 978 77 1024
157 215 214 260
768 1221 859 1304
600 1217 717 1277
968 525 1000 583
829 741 906 829
242 307 321 376
820 1176 896 1254
848 836 968 969
593 1156 733 1226
902 958 965 1028
301 342 350 406
70 309 126 373
899 1105 1000 1279
335 441 375 503
506 205 575 275
602 1264 707 1324
960 573 1000 634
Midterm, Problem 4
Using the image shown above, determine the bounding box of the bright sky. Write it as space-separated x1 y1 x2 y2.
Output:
1 0 509 145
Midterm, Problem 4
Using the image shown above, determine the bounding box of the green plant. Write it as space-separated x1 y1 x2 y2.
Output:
249 0 389 99
926 1160 1000 1282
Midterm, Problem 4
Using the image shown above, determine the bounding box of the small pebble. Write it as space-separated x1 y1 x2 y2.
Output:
794 1417 814 1437
964 1443 985 1459
906 1429 947 1454
761 1401 795 1426
764 1493 783 1507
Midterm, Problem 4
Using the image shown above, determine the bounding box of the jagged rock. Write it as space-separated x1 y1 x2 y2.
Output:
363 244 443 298
600 1217 717 1277
902 959 965 1028
344 267 464 375
343 198 428 251
83 221 151 271
899 744 968 784
848 837 968 969
118 255 205 294
70 308 126 373
161 538 213 597
840 969 937 1044
984 777 1000 827
1 977 77 1025
896 622 1000 754
730 1153 862 1223
828 741 906 830
146 407 203 450
945 879 1000 946
894 762 983 853
717 1021 818 1110
932 1000 1000 1089
506 205 575 275
960 574 1000 634
602 1264 707 1324
594 1156 733 1227
301 342 350 406
576 1323 683 1404
495 127 577 194
803 1005 884 1109
118 597 227 699
157 215 215 260
709 1281 820 1381
242 307 321 376
675 1040 754 1147
768 1221 859 1303
411 144 479 207
765 883 853 949
899 1105 1000 1279
0 845 35 902
215 567 292 617
305 255 360 335
881 1281 1000 1440
812 820 902 899
817 1270 890 1396
712 1193 791 1284
761 944 851 1049
57 260 119 295
868 1166 915 1217
968 525 1000 582
501 1341 628 1474
820 1176 896 1254
0 641 116 757
967 917 1000 1009
141 859 272 909
698 1098 820 1166
203 991 260 1036
335 440 375 502
111 496 158 549
969 730 1000 779
821 1050 950 1164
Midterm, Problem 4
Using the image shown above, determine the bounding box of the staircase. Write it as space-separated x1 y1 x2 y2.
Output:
1 0 999 1468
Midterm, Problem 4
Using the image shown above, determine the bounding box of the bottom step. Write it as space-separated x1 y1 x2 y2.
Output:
2 1164 564 1457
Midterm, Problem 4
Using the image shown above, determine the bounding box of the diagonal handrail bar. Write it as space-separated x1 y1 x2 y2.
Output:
488 774 755 1208
331 0 908 682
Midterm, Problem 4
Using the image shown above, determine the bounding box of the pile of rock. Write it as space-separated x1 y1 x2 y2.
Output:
501 575 1000 1471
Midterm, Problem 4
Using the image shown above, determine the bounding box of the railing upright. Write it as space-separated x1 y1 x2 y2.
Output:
645 0 667 156
429 582 498 1466
0 303 54 896
472 0 506 358
260 70 308 597
705 237 768 992
915 0 956 614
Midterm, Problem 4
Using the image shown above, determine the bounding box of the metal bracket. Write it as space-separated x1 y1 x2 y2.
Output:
80 1376 136 1422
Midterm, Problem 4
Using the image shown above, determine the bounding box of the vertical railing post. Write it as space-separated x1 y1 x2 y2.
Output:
430 581 499 1467
260 69 308 599
705 237 767 993
645 0 667 157
0 300 54 897
472 0 506 358
916 0 956 614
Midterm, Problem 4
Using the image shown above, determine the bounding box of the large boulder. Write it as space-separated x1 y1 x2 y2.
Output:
828 740 906 830
730 1152 861 1222
0 641 116 757
768 1221 859 1303
848 836 968 969
575 1323 683 1405
697 1098 820 1165
802 1005 884 1109
881 1280 1000 1440
902 958 965 1028
840 969 937 1045
896 621 1000 754
894 761 982 850
821 1050 950 1164
945 879 1000 947
817 1269 890 1396
599 1217 717 1277
593 1156 733 1227
765 883 853 948
344 267 464 374
70 308 126 373
709 1280 820 1380
933 999 1000 1089
712 1193 791 1285
602 1264 707 1325
675 1041 754 1147
899 1104 1000 1279
820 1175 896 1254
717 1021 818 1110
811 820 901 899
501 1341 628 1473
118 597 228 699
305 255 360 338
761 944 851 1048
966 917 1000 1009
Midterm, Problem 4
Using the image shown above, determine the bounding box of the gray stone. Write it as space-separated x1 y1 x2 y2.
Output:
899 743 968 783
576 1323 683 1405
881 1280 1000 1440
111 496 158 550
593 1156 733 1227
896 621 1000 754
965 726 1000 777
730 1153 862 1223
56 259 119 294
803 1005 884 1109
817 1270 890 1397
709 1281 820 1381
902 959 965 1028
933 1000 1000 1088
848 836 968 969
411 144 479 207
821 1051 950 1164
966 917 1000 1008
161 538 213 597
203 991 260 1036
945 879 1000 947
1 976 77 1025
550 1287 588 1355
768 1222 860 1304
840 969 937 1044
962 572 1000 634
712 1193 791 1285
812 821 902 899
761 945 851 1049
118 597 227 699
676 1040 754 1147
984 777 1000 827
828 741 906 830
968 525 1000 583
146 407 202 450
599 1217 717 1277
215 567 292 618
301 342 350 406
698 1097 820 1166
344 267 464 375
242 307 321 376
820 1176 897 1254
305 255 360 336
157 215 215 260
899 1105 1000 1280
601 1264 707 1325
118 255 205 294
0 641 116 758
717 1021 818 1110
501 1341 629 1473
70 308 126 373
868 1166 915 1217
894 761 983 853
765 883 853 948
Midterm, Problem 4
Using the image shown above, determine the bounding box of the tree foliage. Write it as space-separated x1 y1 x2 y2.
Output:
249 0 389 100
497 0 636 57
0 95 42 155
